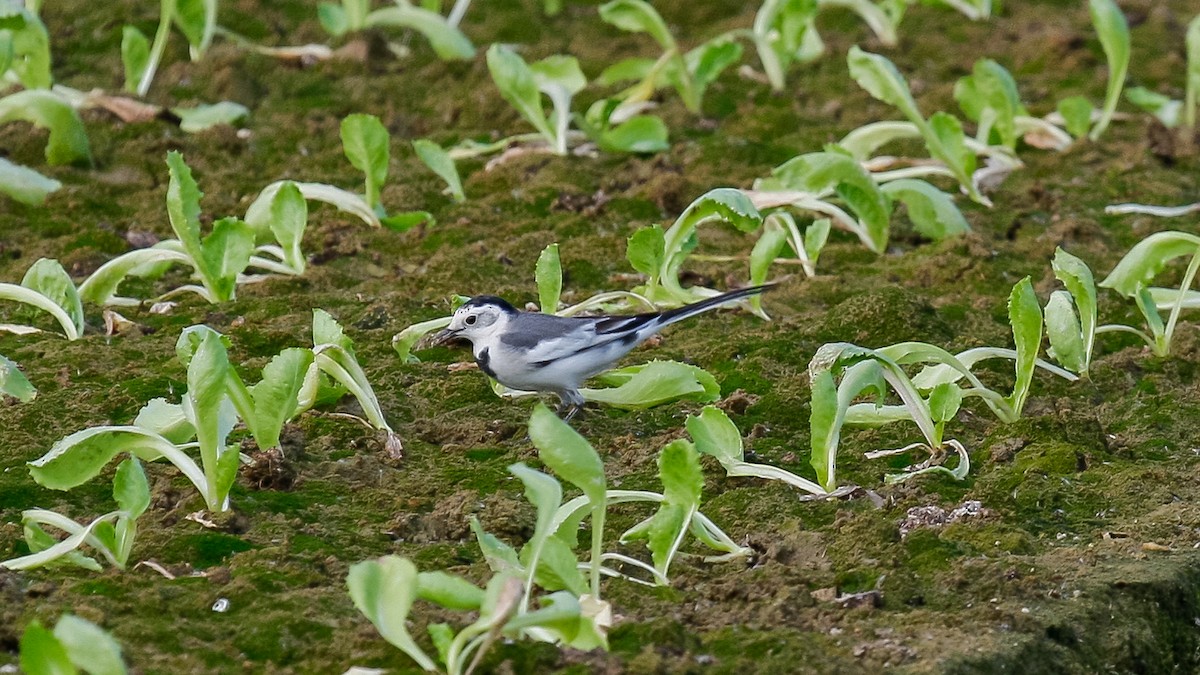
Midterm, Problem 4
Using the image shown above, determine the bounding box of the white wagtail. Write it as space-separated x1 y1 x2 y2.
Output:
431 284 775 420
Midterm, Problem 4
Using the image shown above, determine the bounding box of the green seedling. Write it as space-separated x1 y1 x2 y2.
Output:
1121 14 1200 129
3 457 149 572
1087 0 1129 140
78 152 254 305
318 0 474 60
687 406 827 495
340 113 434 230
17 615 127 675
0 258 84 339
954 58 1074 151
740 0 821 92
0 1 52 89
597 0 743 115
808 279 1077 487
846 46 1013 205
123 0 219 96
0 88 92 204
349 407 746 674
413 138 465 202
486 44 586 156
1044 247 1098 376
25 313 398 513
0 353 35 402
1098 230 1200 358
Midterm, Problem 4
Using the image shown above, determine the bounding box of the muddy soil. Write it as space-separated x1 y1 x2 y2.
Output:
3 0 1200 673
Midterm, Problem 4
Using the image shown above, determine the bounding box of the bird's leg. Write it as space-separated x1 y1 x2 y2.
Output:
556 390 586 422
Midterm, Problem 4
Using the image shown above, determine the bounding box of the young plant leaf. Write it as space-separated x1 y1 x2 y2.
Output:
248 348 314 450
347 556 437 672
627 224 666 283
954 59 1026 148
1056 96 1093 139
415 570 485 610
112 457 150 521
595 115 669 154
1051 247 1096 372
536 243 562 314
20 258 83 337
880 179 970 240
686 405 745 469
1187 14 1200 129
0 354 35 402
528 404 606 504
53 615 128 675
773 152 891 252
172 101 249 133
19 622 74 675
1124 87 1182 128
1006 277 1042 418
0 156 61 205
659 188 762 300
598 0 675 51
412 139 465 202
364 4 475 60
582 360 719 408
267 181 308 274
2 6 51 89
199 217 255 301
1088 0 1130 140
0 90 92 165
121 26 150 94
1099 231 1200 297
340 114 390 210
486 44 554 144
1045 290 1085 373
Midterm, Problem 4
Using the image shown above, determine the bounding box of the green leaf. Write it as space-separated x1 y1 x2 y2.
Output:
248 348 314 450
954 59 1026 147
187 327 238 510
928 111 976 184
627 224 666 283
598 0 675 51
19 622 75 675
807 348 890 491
0 90 91 165
0 354 36 402
340 114 390 210
749 218 788 313
112 457 150 520
1057 96 1093 139
1005 277 1042 418
660 188 762 299
847 45 924 123
412 139 464 202
470 515 521 573
1045 290 1085 373
927 382 963 424
172 101 249 133
596 115 669 154
317 2 349 35
53 616 127 675
531 535 587 595
805 218 831 263
4 7 50 89
199 217 254 301
487 44 554 143
415 571 485 610
164 150 205 257
1099 231 1200 297
267 181 308 273
1124 87 1181 128
596 56 656 86
174 0 216 57
687 36 742 96
364 5 475 60
134 398 195 444
536 243 562 314
380 210 434 232
1088 0 1130 140
686 406 744 468
28 427 179 492
347 556 437 672
313 308 354 351
1051 247 1096 372
880 179 969 240
120 26 150 94
772 152 890 253
0 156 60 205
527 404 606 504
427 623 453 667
21 258 83 337
583 360 719 408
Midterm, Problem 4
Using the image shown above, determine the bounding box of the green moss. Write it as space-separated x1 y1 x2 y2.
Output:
160 533 255 569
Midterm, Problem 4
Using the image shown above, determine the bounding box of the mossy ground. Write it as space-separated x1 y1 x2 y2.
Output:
3 0 1200 672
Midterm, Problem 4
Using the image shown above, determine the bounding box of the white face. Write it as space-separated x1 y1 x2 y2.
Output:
444 303 507 343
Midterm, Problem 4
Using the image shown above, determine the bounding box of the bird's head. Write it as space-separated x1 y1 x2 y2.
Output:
431 296 517 346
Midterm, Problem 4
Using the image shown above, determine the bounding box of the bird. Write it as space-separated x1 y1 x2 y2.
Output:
430 284 775 420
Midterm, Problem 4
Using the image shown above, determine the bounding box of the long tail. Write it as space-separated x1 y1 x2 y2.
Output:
655 283 777 328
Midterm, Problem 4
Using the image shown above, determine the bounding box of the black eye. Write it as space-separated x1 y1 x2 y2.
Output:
465 315 477 326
